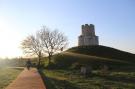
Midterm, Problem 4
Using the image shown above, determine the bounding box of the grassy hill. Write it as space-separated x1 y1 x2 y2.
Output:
51 45 135 69
43 45 135 89
67 45 135 63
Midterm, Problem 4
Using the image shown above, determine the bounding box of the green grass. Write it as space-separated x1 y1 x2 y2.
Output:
67 45 135 63
49 46 135 70
42 69 135 89
41 45 135 89
46 45 135 70
0 68 22 89
52 52 133 70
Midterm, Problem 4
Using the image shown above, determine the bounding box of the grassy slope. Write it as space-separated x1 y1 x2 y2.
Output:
42 45 135 89
0 68 22 89
51 45 135 69
67 45 135 63
42 69 135 89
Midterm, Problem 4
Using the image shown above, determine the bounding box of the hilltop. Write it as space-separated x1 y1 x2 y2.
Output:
67 45 135 63
51 45 135 69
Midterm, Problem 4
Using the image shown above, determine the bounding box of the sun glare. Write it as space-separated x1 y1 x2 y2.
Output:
0 18 23 58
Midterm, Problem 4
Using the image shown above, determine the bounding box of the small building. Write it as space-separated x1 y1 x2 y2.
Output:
78 24 99 46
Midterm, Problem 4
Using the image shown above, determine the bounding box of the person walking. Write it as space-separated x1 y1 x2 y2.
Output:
26 59 31 70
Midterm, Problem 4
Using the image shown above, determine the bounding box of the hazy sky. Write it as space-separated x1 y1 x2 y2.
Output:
0 0 135 58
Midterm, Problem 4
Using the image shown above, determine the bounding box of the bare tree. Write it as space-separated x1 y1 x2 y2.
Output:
21 34 43 67
21 26 68 66
39 26 68 65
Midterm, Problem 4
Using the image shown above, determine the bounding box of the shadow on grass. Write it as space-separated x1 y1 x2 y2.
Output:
92 73 135 84
47 77 80 89
39 69 80 89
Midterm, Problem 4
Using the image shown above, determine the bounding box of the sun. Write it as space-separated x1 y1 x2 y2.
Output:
0 17 23 58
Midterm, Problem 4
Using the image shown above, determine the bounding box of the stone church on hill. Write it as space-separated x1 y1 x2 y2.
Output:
78 24 99 46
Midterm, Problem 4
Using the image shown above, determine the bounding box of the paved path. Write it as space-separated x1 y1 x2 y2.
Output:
6 68 46 89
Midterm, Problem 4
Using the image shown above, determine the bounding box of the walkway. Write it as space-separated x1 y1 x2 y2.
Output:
6 68 46 89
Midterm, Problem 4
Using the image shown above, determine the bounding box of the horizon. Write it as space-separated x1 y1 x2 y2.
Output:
0 0 135 58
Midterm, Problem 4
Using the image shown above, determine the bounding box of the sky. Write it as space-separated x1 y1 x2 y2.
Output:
0 0 135 58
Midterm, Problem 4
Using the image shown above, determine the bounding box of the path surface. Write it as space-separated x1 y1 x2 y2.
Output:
6 68 46 89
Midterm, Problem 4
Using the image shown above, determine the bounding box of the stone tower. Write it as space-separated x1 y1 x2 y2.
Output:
78 24 99 46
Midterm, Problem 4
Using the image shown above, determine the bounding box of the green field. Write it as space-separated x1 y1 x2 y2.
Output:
42 69 135 89
50 46 135 70
0 68 22 89
42 45 135 89
0 45 133 89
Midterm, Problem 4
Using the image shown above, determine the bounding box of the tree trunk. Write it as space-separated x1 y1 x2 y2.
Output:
48 55 51 66
38 56 41 67
37 51 42 68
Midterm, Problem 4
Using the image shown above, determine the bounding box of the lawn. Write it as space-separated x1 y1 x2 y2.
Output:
0 68 23 89
41 69 135 89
